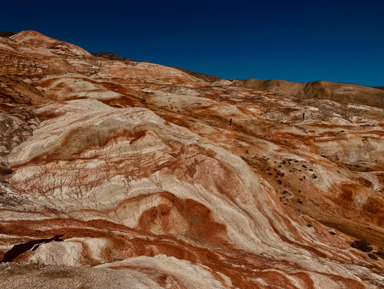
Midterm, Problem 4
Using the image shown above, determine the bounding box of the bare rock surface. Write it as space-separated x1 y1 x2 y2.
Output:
229 78 384 109
1 31 384 288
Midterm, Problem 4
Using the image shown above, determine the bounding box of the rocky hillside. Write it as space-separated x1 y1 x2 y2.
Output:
1 31 384 288
92 52 384 108
229 79 384 109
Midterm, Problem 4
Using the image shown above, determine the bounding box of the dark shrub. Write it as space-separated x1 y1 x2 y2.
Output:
368 253 378 260
350 239 373 252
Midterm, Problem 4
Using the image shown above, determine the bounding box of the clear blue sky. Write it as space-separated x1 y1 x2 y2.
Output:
1 0 383 86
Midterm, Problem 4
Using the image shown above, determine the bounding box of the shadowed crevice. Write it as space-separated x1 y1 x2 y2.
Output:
0 234 64 263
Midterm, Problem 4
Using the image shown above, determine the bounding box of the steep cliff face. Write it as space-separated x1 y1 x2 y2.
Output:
1 31 384 288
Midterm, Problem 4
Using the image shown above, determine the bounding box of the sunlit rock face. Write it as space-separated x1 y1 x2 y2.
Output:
1 31 384 288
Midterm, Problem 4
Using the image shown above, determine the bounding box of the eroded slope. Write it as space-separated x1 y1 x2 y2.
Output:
0 31 384 288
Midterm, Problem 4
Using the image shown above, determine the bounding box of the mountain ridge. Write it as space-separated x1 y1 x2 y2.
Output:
91 48 384 108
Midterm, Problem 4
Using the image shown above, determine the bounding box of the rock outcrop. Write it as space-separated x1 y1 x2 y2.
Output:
92 52 135 63
0 32 15 38
1 31 384 288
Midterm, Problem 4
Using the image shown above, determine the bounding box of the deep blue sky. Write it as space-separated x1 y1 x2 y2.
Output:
1 0 383 86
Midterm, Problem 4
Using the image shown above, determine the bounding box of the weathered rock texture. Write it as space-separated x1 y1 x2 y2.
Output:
0 31 384 288
226 79 384 109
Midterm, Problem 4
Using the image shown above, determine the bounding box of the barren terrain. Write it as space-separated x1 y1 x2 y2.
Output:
0 31 384 288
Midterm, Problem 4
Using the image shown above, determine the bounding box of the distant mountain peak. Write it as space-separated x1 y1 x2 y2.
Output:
9 30 91 57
